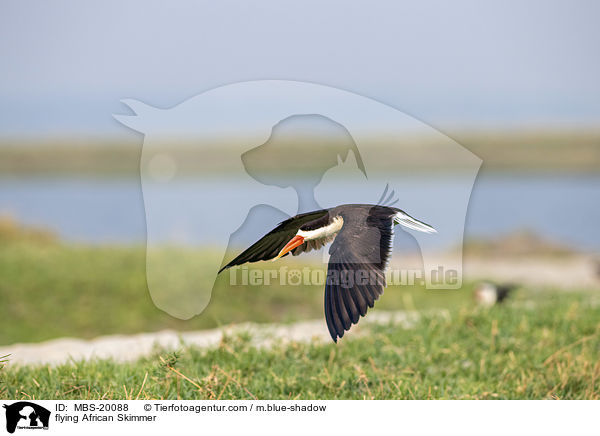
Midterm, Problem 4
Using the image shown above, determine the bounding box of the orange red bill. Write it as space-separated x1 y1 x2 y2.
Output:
274 235 305 260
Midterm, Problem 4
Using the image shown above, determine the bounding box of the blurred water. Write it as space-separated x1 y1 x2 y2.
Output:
0 174 598 252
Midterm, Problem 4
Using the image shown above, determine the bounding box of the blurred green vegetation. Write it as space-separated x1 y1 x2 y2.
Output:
0 231 471 345
1 128 599 176
463 229 576 258
0 216 57 245
1 291 599 399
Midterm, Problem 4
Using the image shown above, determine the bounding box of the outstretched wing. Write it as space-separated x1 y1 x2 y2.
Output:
324 206 395 342
219 209 329 273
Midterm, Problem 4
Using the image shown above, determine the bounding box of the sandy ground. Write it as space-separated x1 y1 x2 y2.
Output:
391 254 600 290
1 255 598 366
0 311 422 366
464 255 599 289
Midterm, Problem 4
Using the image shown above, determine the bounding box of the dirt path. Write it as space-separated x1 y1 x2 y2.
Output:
390 254 600 289
462 255 599 289
0 311 421 366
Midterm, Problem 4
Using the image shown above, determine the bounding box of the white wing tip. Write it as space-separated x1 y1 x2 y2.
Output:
394 212 437 234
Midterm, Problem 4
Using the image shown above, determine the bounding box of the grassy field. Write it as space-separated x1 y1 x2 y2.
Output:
0 231 599 399
0 234 468 345
1 291 599 400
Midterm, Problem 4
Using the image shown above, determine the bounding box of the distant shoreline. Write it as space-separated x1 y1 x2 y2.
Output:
1 128 599 175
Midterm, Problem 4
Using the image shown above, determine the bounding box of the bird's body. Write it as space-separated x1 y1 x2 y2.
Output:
219 203 436 342
474 282 517 307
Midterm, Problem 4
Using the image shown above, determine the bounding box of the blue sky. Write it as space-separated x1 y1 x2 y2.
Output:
1 0 599 138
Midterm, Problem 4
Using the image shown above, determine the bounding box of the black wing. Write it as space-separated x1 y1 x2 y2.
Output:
324 206 395 342
219 209 329 273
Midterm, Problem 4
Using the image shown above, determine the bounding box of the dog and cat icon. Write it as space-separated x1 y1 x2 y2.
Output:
3 402 50 433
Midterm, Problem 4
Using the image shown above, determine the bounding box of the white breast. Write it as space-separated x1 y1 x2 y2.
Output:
297 216 344 241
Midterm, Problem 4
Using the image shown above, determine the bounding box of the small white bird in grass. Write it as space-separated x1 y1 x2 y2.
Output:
474 282 517 307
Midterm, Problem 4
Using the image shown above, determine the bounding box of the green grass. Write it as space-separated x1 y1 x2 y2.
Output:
0 239 468 345
1 292 599 400
1 238 599 399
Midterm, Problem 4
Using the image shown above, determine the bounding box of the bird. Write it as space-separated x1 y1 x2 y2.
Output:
218 201 436 342
473 282 517 307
